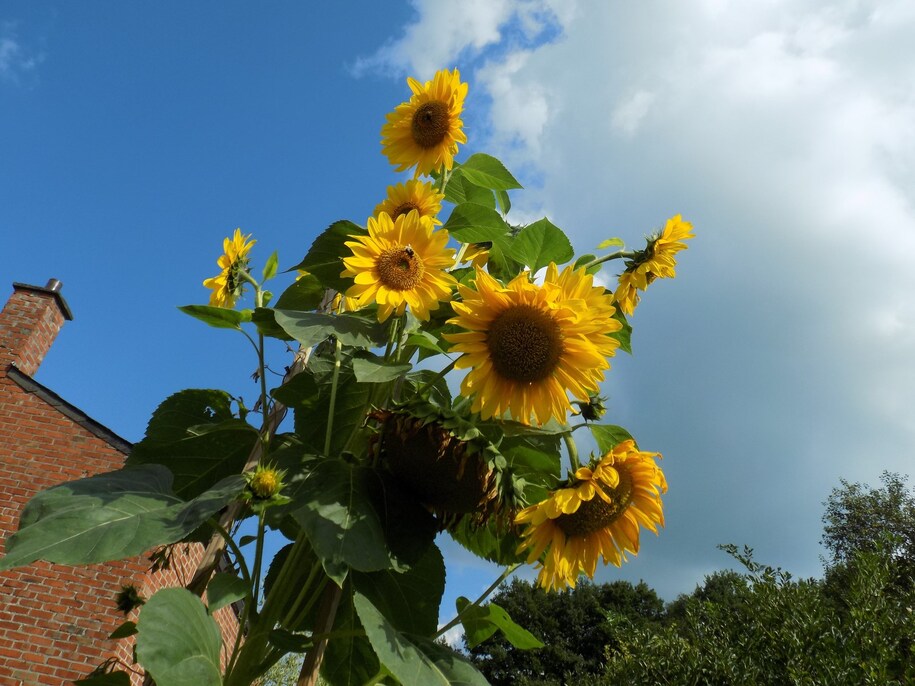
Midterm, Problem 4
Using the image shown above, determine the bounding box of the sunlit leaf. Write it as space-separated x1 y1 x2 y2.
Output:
273 310 387 349
352 351 412 383
354 593 489 686
597 237 625 249
457 597 544 649
289 220 365 293
135 588 222 686
262 250 279 281
178 305 251 330
459 153 523 191
589 424 635 454
511 218 574 273
0 466 243 570
127 390 257 500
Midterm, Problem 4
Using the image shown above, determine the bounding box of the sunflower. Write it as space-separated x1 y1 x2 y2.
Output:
381 68 468 177
341 210 456 322
515 440 667 591
369 404 512 531
374 179 445 225
445 265 620 426
203 228 256 308
614 214 694 315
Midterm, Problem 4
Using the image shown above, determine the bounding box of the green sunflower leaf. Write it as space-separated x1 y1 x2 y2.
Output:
598 237 625 249
354 592 490 686
295 349 371 456
459 153 523 191
510 218 574 273
276 272 327 311
273 310 387 349
127 390 258 500
457 597 544 650
177 305 251 330
320 587 381 686
496 189 511 215
205 572 248 613
135 588 222 686
451 175 497 209
353 543 445 636
443 203 512 243
262 250 279 281
352 351 412 383
449 517 527 566
404 330 447 356
289 219 366 293
589 424 635 453
610 308 632 354
0 466 244 570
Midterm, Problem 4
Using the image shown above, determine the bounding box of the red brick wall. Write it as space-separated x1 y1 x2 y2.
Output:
0 284 239 685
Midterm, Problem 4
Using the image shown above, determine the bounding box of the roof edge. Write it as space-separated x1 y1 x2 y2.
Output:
6 364 133 455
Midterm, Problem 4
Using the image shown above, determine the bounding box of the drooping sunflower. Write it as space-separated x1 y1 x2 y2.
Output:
369 402 514 531
381 68 468 177
614 214 694 315
374 179 445 225
341 210 456 322
203 228 256 308
445 265 621 426
515 440 667 591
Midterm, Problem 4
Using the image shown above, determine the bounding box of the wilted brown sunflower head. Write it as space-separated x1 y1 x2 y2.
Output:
369 407 513 530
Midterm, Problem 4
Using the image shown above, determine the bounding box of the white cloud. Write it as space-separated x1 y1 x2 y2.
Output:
0 24 42 84
611 90 656 136
441 1 915 594
353 0 572 79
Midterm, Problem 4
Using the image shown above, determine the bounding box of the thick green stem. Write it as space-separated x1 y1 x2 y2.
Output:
563 433 582 473
581 250 635 270
434 563 520 639
324 336 344 456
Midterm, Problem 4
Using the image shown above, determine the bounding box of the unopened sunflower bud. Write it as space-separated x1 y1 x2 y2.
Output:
573 395 607 422
245 464 286 500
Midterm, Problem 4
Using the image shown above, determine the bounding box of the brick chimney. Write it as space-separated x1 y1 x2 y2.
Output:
0 280 73 377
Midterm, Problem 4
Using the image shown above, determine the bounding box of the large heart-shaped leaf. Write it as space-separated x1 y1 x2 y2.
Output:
354 592 488 686
288 220 366 293
273 310 387 349
320 588 381 686
127 390 258 500
511 218 574 273
0 466 243 570
353 543 445 636
135 588 222 686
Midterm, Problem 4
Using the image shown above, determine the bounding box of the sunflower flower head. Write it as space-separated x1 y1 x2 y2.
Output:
203 228 256 308
341 211 456 322
369 403 512 530
614 215 694 315
445 265 620 426
515 439 667 591
374 179 445 226
381 68 468 177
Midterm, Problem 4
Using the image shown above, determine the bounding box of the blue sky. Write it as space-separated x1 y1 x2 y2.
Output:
4 0 915 641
